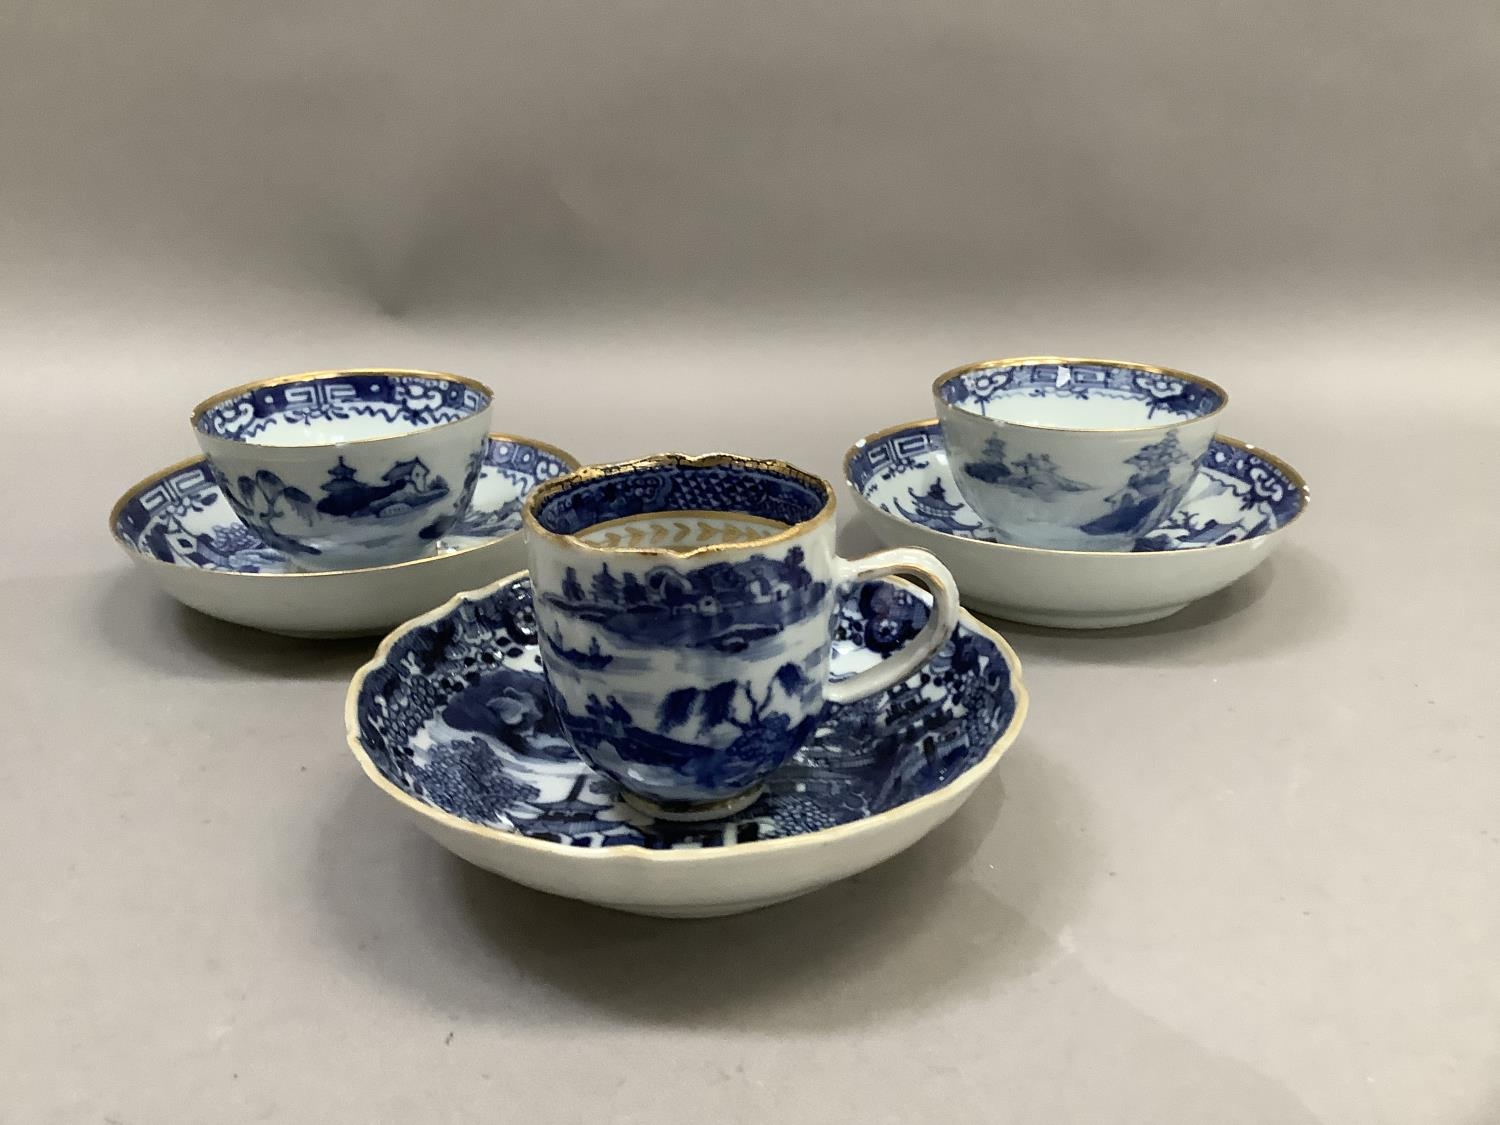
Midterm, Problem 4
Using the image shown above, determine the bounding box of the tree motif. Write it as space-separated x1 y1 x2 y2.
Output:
237 470 316 522
590 563 620 603
654 663 808 735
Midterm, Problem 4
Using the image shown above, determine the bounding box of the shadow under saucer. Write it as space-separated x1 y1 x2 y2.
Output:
303 746 1098 1033
95 568 379 682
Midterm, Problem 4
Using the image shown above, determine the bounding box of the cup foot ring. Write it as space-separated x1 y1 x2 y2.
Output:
620 784 766 823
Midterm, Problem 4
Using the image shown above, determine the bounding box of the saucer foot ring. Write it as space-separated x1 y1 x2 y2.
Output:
266 626 391 640
597 891 814 919
620 784 766 823
966 598 1189 630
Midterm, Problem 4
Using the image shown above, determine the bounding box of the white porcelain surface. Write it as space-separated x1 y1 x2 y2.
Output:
845 420 1308 629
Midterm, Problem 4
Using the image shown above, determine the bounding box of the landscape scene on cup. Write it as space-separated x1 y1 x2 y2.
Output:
550 659 824 797
540 549 830 654
536 547 839 799
955 428 1194 542
211 447 482 557
960 436 1092 497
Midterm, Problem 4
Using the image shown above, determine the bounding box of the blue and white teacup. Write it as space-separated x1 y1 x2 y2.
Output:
192 368 494 571
934 357 1228 551
522 452 961 821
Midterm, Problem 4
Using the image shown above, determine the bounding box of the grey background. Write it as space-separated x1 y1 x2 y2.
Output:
2 2 1497 1123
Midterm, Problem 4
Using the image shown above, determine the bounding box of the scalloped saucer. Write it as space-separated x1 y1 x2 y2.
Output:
109 434 579 638
846 420 1309 629
345 571 1027 918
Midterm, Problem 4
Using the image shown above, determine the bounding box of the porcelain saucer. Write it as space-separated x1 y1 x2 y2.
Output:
110 434 578 638
846 420 1309 629
345 571 1027 918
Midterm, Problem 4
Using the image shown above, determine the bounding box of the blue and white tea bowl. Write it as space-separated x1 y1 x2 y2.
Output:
934 357 1228 551
345 570 1026 917
110 434 577 637
192 368 495 571
846 420 1309 629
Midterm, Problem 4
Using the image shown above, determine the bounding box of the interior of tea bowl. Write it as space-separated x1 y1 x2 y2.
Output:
931 357 1229 551
190 369 495 571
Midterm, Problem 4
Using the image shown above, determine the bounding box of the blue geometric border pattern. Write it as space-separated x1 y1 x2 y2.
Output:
115 437 573 573
849 423 1303 551
197 372 490 441
939 361 1223 420
536 460 827 537
353 576 1018 849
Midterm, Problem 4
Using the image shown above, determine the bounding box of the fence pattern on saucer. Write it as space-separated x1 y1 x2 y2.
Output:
849 425 1303 551
353 578 1018 849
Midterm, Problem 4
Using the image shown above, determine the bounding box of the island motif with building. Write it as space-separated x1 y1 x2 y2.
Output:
543 547 830 653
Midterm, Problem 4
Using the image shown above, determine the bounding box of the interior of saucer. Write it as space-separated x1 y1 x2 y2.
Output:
352 575 1019 850
848 422 1303 551
114 436 573 573
533 456 830 548
195 371 491 447
938 361 1224 430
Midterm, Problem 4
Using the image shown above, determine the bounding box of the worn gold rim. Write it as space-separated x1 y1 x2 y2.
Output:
575 510 789 548
842 418 1310 557
343 570 1028 863
190 367 496 448
522 452 836 559
107 432 580 579
932 355 1230 435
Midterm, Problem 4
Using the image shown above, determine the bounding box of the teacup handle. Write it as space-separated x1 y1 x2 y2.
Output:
824 547 962 706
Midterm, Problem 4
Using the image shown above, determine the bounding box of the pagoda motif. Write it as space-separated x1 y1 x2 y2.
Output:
961 436 1092 499
894 479 983 534
314 456 450 519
